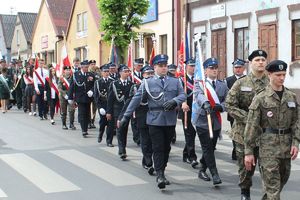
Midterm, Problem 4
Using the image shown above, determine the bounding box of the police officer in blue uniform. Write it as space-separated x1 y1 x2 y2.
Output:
106 64 133 156
180 58 198 168
193 57 228 185
120 54 186 189
94 64 115 145
68 60 95 137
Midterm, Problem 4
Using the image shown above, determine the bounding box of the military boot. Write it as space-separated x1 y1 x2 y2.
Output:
62 122 68 130
69 115 76 130
241 189 251 200
210 168 222 185
156 171 166 189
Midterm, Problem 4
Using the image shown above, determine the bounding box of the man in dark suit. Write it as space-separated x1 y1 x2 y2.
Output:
68 60 95 137
106 64 133 157
225 58 246 160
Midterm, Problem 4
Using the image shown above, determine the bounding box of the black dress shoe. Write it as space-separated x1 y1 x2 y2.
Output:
212 174 222 185
82 132 88 138
107 143 114 147
198 170 211 181
69 124 76 130
156 172 166 189
62 125 68 130
98 137 102 143
164 178 170 185
148 166 154 176
120 153 127 160
191 160 199 168
44 115 48 120
241 194 251 200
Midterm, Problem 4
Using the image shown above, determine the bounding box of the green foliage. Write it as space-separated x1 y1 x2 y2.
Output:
98 0 149 62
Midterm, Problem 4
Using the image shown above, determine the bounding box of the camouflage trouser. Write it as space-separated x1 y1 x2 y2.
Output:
260 158 291 200
236 142 259 189
60 98 75 124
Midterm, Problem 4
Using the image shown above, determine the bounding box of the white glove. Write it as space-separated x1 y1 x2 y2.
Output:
87 90 93 97
64 95 68 100
44 95 47 101
18 75 21 79
68 100 74 105
99 108 106 115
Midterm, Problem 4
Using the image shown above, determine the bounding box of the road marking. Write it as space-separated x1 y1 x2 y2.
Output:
0 188 7 198
101 147 197 181
51 149 147 186
0 153 80 193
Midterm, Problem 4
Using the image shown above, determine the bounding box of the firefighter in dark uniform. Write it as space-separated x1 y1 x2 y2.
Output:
94 64 114 146
109 63 119 80
180 58 199 168
68 60 95 137
88 60 98 129
106 64 133 158
120 54 186 189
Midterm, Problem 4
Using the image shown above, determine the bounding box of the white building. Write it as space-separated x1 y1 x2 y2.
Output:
189 0 300 95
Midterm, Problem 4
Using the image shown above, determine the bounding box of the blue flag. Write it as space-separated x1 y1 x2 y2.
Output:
110 44 118 64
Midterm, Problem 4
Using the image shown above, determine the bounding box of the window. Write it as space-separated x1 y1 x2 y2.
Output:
234 27 249 60
160 34 167 54
17 30 20 45
83 47 88 60
83 12 88 31
292 20 300 61
75 49 81 60
200 33 207 60
77 14 82 32
134 40 140 58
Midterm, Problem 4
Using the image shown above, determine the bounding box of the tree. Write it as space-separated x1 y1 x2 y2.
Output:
97 0 149 63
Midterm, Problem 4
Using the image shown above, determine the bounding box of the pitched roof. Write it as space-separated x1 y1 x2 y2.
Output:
18 12 37 43
45 0 75 36
0 14 17 48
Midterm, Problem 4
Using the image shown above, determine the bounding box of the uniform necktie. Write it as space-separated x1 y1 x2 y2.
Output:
160 76 165 87
212 80 216 90
123 81 126 86
41 68 44 77
191 76 194 81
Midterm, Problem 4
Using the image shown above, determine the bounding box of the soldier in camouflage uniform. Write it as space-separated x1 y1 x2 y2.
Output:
244 60 300 200
58 66 76 130
225 50 269 200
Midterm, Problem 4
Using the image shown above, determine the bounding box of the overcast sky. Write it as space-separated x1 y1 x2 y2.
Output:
0 0 41 15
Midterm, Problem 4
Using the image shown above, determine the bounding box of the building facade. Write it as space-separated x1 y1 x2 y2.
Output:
0 15 17 62
188 0 300 95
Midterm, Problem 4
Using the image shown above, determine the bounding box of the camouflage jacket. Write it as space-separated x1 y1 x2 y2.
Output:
225 72 269 144
244 85 300 158
58 75 72 98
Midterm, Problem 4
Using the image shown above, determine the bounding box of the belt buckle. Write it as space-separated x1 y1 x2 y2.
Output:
278 129 284 135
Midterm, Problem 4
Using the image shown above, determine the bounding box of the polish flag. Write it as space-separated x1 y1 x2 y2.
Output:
149 47 155 66
58 44 71 77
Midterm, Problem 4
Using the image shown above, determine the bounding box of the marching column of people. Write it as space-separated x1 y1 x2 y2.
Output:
1 49 299 198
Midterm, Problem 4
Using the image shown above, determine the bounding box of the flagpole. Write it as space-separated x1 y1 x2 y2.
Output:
183 0 188 129
109 35 115 62
130 38 134 83
194 34 213 139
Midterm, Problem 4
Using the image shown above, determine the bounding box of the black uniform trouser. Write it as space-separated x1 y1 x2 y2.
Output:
182 111 197 161
22 88 27 111
49 98 58 119
196 127 220 172
98 109 114 144
117 117 129 155
78 102 90 132
139 127 153 167
131 116 140 143
36 86 46 117
149 125 175 172
15 86 23 108
89 101 97 125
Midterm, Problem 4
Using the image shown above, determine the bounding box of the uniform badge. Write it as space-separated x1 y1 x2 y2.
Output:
259 50 263 55
241 86 252 92
267 111 273 117
279 65 283 70
287 102 296 108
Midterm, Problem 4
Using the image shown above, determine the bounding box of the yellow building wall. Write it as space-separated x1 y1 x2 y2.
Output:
31 1 57 58
67 0 110 66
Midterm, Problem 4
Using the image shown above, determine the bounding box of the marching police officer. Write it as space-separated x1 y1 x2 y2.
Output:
193 57 228 186
225 50 269 200
225 58 246 161
94 64 114 145
106 64 133 153
244 60 300 200
68 60 95 137
58 65 76 130
180 58 198 168
120 54 186 189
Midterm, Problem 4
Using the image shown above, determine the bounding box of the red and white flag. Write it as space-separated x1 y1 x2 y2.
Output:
58 44 71 77
149 47 155 66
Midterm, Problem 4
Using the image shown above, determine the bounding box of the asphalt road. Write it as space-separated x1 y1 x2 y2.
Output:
0 108 299 200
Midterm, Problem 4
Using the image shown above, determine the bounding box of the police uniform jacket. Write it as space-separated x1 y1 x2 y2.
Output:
193 79 228 130
68 70 95 103
123 75 186 126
